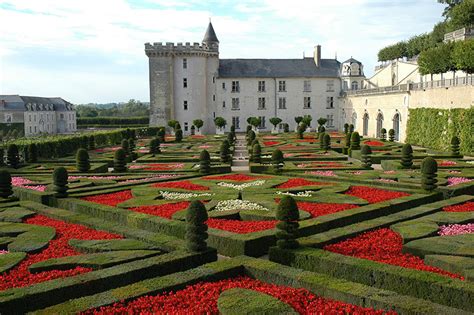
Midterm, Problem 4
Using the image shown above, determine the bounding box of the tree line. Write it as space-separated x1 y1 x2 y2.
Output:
76 99 149 117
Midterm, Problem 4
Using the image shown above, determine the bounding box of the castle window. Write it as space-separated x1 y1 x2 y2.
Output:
351 81 358 90
258 97 266 110
183 101 188 110
303 97 311 109
232 116 240 129
326 114 334 127
213 77 215 83
258 116 266 129
303 80 311 92
231 98 240 110
184 122 188 131
183 78 188 88
278 97 286 109
258 81 265 92
326 97 334 109
222 82 226 90
326 80 334 92
183 58 187 69
231 81 240 93
223 101 225 108
213 95 215 102
278 81 286 92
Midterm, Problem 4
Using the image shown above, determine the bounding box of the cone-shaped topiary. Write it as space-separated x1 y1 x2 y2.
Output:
360 145 372 169
319 132 325 149
252 143 262 164
76 148 90 172
53 167 68 198
199 150 211 174
158 128 166 143
297 124 305 139
185 200 208 252
88 135 96 150
388 129 395 142
343 123 349 134
421 157 438 191
272 149 284 174
246 125 252 133
276 196 299 249
121 139 130 155
451 136 460 156
400 143 413 169
227 131 235 145
380 128 387 141
350 132 361 154
7 144 19 169
343 132 351 155
349 124 354 133
0 170 13 199
246 130 256 146
113 148 127 172
230 125 235 133
128 138 137 161
149 138 160 156
323 134 331 151
27 143 38 163
283 123 289 133
175 128 183 142
220 140 231 163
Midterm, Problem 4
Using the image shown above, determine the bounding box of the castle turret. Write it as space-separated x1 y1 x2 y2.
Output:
341 58 365 91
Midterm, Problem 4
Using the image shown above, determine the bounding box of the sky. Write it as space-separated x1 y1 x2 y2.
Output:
0 0 445 104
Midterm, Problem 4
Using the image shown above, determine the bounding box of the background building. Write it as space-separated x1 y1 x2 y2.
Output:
0 95 77 137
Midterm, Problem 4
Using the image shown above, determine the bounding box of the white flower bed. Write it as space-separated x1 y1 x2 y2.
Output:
276 190 313 197
214 199 269 212
160 191 214 200
216 180 266 190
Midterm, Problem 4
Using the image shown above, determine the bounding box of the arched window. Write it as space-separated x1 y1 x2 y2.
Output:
351 112 357 129
376 112 384 138
363 112 369 136
351 81 358 90
393 113 400 141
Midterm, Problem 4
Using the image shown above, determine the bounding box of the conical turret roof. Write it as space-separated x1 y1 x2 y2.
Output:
202 22 219 43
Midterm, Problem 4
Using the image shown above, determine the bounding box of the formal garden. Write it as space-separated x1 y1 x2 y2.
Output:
0 121 472 314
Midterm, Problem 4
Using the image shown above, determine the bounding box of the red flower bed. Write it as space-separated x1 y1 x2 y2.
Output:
85 275 394 315
0 215 121 291
324 228 462 279
129 201 191 219
206 219 277 234
297 161 344 168
297 202 359 218
363 140 385 146
82 190 133 207
143 163 184 171
203 174 267 182
344 186 409 204
276 178 331 189
443 201 474 212
263 141 280 146
152 180 210 191
295 139 316 143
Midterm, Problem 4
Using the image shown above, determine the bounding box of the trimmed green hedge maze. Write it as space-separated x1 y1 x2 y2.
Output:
0 129 472 314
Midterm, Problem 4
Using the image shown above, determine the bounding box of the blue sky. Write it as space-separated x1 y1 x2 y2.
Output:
0 0 445 104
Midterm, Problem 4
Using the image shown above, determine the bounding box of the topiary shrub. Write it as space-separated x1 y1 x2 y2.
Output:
380 128 387 141
343 123 349 134
185 200 208 252
113 148 127 173
200 150 211 174
421 157 438 191
360 145 372 169
128 138 137 161
297 124 305 139
246 130 256 146
88 136 96 150
53 167 68 198
149 138 160 156
252 143 261 164
246 125 252 133
451 136 460 156
349 124 355 133
76 148 90 172
323 134 331 151
400 143 413 169
271 149 284 174
350 132 361 155
0 170 13 199
158 128 166 143
121 139 130 155
81 136 89 149
319 132 325 149
343 132 351 155
7 144 20 169
175 128 183 142
276 196 299 249
220 140 231 163
27 143 38 163
227 131 235 145
230 125 235 133
283 123 289 133
388 129 395 142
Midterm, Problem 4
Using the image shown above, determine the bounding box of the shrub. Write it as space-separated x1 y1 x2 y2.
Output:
421 157 438 191
220 140 231 163
149 138 160 156
388 129 395 142
167 120 178 130
81 136 89 149
269 117 282 130
318 125 326 134
349 124 355 133
276 196 299 249
193 119 204 132
247 130 256 146
185 200 208 252
27 143 38 163
7 144 20 169
343 132 351 155
227 131 235 145
283 123 289 133
252 143 262 164
319 132 325 149
451 136 460 156
294 116 303 125
0 147 3 167
350 132 361 151
343 123 349 134
88 136 96 150
323 134 331 151
230 125 235 133
360 145 372 168
400 143 413 169
113 148 127 173
158 127 166 143
76 148 90 172
53 167 68 198
214 117 227 130
0 170 13 199
246 125 252 133
297 124 305 139
128 138 137 161
121 139 130 155
199 150 211 174
380 128 387 141
175 128 183 142
271 149 284 174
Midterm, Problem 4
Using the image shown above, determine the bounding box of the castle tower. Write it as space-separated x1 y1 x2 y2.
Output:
341 58 365 91
145 22 219 133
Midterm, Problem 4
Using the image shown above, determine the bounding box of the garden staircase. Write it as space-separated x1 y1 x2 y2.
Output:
231 134 250 172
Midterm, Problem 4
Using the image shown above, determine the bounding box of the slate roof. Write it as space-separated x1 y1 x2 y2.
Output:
202 22 219 43
343 57 362 64
218 58 340 78
0 95 73 111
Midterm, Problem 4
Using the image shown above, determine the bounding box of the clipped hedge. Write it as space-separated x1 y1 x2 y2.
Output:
77 117 149 126
406 107 473 154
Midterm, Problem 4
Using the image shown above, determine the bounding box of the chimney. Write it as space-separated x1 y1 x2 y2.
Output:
314 45 321 67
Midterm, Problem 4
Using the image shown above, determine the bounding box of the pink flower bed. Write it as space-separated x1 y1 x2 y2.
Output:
447 177 472 186
69 176 121 180
377 178 397 183
304 171 337 177
439 223 474 236
0 250 8 255
12 177 47 192
438 160 457 166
